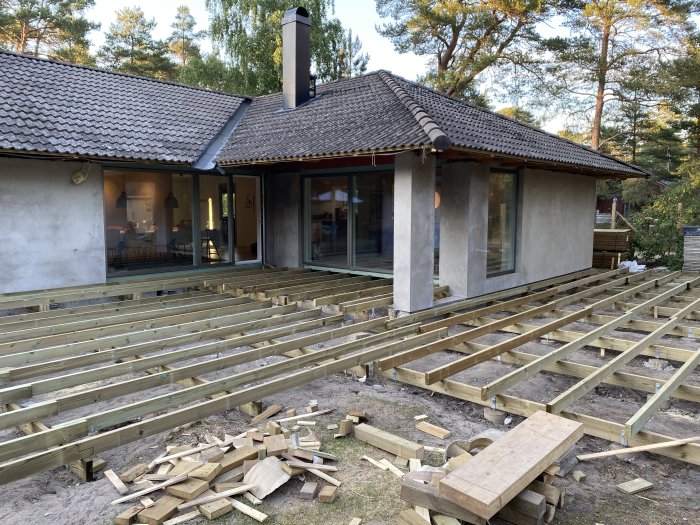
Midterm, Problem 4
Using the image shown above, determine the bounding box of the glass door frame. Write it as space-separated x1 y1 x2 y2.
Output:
302 171 394 274
104 167 263 276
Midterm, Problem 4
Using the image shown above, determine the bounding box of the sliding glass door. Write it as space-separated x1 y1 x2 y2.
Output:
105 170 260 275
304 177 349 267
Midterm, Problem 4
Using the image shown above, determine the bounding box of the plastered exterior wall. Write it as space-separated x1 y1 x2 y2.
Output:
440 164 596 298
264 171 302 267
0 157 106 293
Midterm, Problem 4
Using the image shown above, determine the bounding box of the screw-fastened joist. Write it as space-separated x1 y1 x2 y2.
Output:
547 292 700 415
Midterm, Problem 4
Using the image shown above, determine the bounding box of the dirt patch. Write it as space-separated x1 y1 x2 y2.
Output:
0 371 697 525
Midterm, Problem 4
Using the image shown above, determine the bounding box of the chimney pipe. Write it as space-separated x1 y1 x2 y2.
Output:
282 7 311 110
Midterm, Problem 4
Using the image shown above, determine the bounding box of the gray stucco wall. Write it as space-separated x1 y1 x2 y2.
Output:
0 157 106 293
440 164 596 298
264 171 302 267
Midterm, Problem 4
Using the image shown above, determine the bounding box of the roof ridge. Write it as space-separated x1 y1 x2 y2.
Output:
387 72 649 176
0 50 251 102
378 71 450 151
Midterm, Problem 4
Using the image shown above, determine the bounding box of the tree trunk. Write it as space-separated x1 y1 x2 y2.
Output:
18 20 29 53
591 22 611 150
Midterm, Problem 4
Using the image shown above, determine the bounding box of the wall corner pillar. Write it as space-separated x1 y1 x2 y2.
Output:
393 151 436 313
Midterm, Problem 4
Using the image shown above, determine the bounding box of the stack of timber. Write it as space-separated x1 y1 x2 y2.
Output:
592 229 631 268
683 226 700 271
400 411 583 525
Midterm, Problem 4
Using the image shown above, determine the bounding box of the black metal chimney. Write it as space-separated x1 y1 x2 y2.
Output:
282 7 311 110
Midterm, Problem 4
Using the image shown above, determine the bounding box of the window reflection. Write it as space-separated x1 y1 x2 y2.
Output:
487 171 517 275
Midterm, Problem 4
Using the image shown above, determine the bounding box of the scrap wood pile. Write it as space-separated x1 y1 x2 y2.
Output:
110 401 342 525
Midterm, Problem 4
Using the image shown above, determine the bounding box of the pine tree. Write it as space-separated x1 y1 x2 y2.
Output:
98 7 176 80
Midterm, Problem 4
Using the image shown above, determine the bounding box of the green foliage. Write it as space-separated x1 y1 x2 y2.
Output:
98 7 176 80
629 165 700 269
375 0 555 99
0 0 98 59
497 106 538 126
206 0 367 96
178 54 243 93
542 0 693 150
168 5 205 67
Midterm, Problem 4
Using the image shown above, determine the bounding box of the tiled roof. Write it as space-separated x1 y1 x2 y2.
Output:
0 51 247 163
216 73 430 164
216 71 646 177
391 76 646 176
0 51 646 176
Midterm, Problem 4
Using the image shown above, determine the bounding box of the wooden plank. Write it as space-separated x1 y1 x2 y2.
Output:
353 424 424 460
319 484 338 503
165 477 209 500
624 347 700 438
115 505 144 525
397 509 429 525
177 484 256 510
617 478 653 494
415 421 451 440
438 411 583 519
307 468 341 487
547 296 700 414
198 490 233 520
251 404 283 422
162 510 201 524
137 495 184 525
576 436 700 460
104 469 129 495
119 463 149 483
228 498 268 522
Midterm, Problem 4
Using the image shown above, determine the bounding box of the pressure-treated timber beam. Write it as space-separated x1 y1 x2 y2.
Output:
0 320 422 461
0 266 271 311
0 308 317 401
0 299 270 353
547 295 700 415
0 290 215 328
451 340 700 403
0 310 380 393
0 305 300 370
0 316 345 425
475 322 695 363
0 323 436 484
0 302 299 368
421 271 656 385
272 275 375 303
385 269 623 330
311 283 394 307
381 366 700 466
0 321 423 463
0 295 248 341
624 347 700 438
288 279 392 304
480 274 686 400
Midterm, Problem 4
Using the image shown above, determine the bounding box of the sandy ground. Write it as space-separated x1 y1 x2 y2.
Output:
0 368 697 525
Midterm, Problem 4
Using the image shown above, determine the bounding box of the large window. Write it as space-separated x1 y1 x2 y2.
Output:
487 171 517 276
104 171 261 275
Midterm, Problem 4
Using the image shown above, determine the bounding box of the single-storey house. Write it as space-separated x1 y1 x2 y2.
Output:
0 8 646 312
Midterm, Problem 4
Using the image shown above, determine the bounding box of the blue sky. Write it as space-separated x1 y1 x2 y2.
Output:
86 0 430 80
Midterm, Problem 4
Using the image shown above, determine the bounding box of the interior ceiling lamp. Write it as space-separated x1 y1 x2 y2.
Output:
165 175 179 209
116 174 127 208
